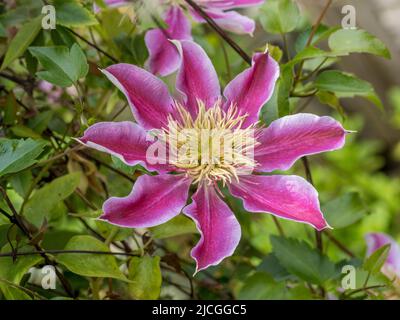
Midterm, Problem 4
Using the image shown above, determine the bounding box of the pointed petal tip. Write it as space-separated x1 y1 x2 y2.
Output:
315 219 332 231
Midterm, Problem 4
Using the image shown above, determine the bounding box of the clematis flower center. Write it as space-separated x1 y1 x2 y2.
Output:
161 100 260 185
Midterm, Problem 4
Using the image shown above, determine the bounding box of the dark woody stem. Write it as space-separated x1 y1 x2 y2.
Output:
183 0 252 65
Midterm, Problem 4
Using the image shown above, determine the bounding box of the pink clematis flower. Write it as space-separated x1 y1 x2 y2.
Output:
79 40 347 272
366 233 400 279
98 0 263 76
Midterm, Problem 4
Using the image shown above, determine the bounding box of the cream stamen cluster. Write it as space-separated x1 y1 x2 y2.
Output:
162 100 260 185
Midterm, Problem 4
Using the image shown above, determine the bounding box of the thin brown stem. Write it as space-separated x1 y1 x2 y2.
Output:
0 250 139 258
323 231 355 258
272 216 285 237
67 28 118 63
184 0 252 65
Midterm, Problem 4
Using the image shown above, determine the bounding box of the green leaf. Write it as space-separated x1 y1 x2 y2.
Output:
0 138 47 177
57 235 128 281
10 125 42 139
0 16 42 70
323 192 368 229
238 272 288 299
150 215 197 239
315 70 373 93
0 22 6 38
316 91 345 118
260 0 300 34
315 70 383 109
128 255 162 300
364 244 391 274
70 43 89 79
29 44 88 87
10 170 33 198
270 236 337 285
54 0 98 28
50 26 76 48
295 25 340 53
0 244 43 299
257 253 293 281
23 172 81 227
329 29 391 59
290 47 339 66
27 110 54 134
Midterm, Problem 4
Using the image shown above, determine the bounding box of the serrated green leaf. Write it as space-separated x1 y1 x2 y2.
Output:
257 253 293 281
0 16 42 70
128 255 162 300
0 138 47 177
57 235 128 281
329 29 390 59
271 236 337 285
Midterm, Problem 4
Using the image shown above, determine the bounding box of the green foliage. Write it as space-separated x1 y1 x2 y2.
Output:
54 0 98 28
150 215 197 239
23 172 82 227
29 44 88 87
0 244 43 299
328 29 391 59
270 236 338 285
128 255 162 299
315 70 382 109
260 0 300 34
323 192 368 229
0 138 47 177
364 244 390 274
57 235 128 281
0 0 397 301
0 16 42 70
238 272 288 300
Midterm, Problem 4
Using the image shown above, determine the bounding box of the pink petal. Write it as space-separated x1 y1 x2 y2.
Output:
101 174 191 228
197 0 264 9
183 184 241 272
78 121 169 172
102 64 174 130
223 51 279 127
174 40 221 117
145 6 192 76
190 7 256 35
229 175 329 230
366 233 400 277
255 114 346 172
